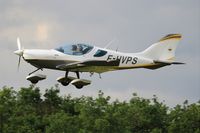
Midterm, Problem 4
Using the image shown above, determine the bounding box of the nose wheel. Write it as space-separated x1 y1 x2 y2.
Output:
26 73 46 84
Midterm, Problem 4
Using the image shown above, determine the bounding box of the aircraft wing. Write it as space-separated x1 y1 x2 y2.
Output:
56 59 120 72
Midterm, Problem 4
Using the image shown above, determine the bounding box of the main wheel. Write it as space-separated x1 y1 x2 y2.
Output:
75 85 83 89
61 81 69 86
31 80 38 84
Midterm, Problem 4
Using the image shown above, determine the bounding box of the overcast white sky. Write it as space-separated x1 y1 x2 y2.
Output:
0 0 199 107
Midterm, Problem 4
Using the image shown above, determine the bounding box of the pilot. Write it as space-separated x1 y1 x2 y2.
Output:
72 45 78 52
72 44 83 55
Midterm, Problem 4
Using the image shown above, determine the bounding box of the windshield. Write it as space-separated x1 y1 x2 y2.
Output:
55 43 94 55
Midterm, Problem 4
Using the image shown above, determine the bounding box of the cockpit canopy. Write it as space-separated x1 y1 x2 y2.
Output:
55 43 94 55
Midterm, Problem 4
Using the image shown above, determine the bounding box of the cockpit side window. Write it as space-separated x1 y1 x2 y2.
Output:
94 49 107 57
55 44 93 56
55 47 64 53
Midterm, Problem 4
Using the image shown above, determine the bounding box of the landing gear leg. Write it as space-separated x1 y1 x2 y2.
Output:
65 71 69 78
75 71 80 79
29 68 43 75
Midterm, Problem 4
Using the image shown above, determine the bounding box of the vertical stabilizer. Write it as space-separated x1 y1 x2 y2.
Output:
141 34 182 61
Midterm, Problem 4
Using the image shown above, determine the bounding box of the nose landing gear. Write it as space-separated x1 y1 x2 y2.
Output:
26 73 46 84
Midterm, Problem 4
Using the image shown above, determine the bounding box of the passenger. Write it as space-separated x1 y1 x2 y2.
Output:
77 44 83 52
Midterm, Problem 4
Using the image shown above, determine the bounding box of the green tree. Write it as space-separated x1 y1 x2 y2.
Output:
45 111 80 133
0 87 16 133
168 101 200 133
4 86 44 133
0 85 199 133
43 85 62 114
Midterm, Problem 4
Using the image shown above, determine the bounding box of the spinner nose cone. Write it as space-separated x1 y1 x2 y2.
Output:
14 50 23 56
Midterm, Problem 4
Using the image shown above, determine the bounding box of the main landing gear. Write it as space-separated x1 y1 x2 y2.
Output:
57 71 75 86
57 71 91 89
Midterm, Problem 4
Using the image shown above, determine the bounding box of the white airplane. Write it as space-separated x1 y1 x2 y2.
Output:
14 34 184 89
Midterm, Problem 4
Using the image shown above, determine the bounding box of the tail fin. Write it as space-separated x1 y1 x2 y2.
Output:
141 34 182 61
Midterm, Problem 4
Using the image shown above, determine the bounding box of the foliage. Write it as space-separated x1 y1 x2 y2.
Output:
0 86 199 133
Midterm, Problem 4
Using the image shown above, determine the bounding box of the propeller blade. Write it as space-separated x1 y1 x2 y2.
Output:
18 56 21 71
17 37 21 50
15 37 24 71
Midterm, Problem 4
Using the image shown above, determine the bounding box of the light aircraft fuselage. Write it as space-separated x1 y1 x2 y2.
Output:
22 46 154 73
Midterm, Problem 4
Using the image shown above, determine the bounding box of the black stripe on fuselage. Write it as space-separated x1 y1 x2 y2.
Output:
82 60 120 66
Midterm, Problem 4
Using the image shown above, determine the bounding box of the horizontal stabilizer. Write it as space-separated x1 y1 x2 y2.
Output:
170 62 185 65
154 60 185 65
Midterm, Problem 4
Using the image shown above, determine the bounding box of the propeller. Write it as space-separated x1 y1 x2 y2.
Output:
17 56 21 70
17 37 21 50
14 37 24 71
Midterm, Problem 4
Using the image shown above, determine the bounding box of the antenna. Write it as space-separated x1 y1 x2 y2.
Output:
116 46 119 52
104 38 116 49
